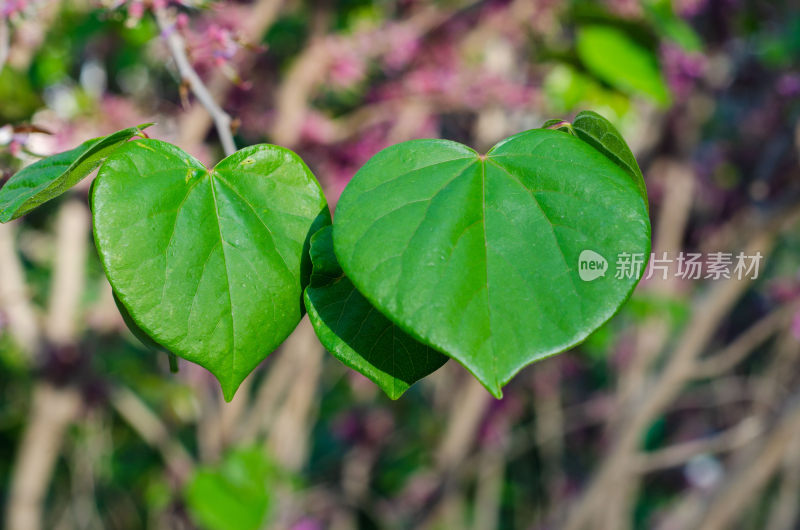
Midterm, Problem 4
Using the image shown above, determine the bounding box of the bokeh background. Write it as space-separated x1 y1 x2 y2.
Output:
1 0 800 529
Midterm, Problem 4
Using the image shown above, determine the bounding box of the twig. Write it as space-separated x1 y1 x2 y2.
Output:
765 435 800 530
178 0 284 149
0 221 40 354
693 301 800 379
635 417 763 472
471 442 505 530
0 18 10 72
110 386 194 480
6 200 89 530
5 384 82 530
154 7 236 156
697 399 800 530
266 318 323 472
564 204 800 530
44 200 89 344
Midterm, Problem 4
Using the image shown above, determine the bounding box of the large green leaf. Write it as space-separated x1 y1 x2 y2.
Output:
184 447 275 530
304 226 447 399
333 131 650 397
576 25 670 105
0 124 151 222
572 110 648 208
92 139 329 400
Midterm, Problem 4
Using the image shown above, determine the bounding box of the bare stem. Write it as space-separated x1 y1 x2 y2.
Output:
0 18 10 72
154 8 236 156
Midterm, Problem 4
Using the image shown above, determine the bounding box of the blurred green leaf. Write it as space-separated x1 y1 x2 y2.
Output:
184 447 275 530
576 25 671 105
0 68 42 121
543 64 631 116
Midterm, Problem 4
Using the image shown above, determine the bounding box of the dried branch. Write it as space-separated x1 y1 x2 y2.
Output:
6 200 89 530
697 399 800 530
564 204 800 530
0 18 10 72
5 384 82 530
0 222 40 354
636 417 763 472
110 385 194 480
154 7 236 156
266 318 323 471
693 301 800 379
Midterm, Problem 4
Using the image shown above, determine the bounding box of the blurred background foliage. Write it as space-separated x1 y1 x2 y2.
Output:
1 0 800 529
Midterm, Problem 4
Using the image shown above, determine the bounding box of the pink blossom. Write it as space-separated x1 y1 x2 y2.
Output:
777 73 800 97
2 0 29 18
383 25 421 71
604 0 643 18
328 49 367 88
290 518 323 530
674 0 709 17
661 43 707 99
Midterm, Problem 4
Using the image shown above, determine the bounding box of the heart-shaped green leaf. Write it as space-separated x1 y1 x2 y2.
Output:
304 226 447 399
92 139 329 400
333 130 650 397
572 110 648 208
0 123 151 222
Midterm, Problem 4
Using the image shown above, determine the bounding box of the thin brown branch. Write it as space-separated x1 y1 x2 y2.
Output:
693 300 800 379
6 200 89 530
0 221 40 354
0 18 10 72
267 317 324 471
636 417 763 472
564 204 800 530
178 0 284 149
154 7 236 156
110 386 194 480
5 384 82 530
697 399 800 530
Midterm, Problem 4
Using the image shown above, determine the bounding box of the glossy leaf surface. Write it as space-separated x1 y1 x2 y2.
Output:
576 25 670 105
304 226 447 399
334 130 650 397
0 124 151 222
93 140 329 400
572 110 648 207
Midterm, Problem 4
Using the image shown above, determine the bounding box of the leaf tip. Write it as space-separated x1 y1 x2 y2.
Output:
218 376 243 403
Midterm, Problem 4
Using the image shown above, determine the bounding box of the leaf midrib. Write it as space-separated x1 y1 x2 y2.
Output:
208 174 238 387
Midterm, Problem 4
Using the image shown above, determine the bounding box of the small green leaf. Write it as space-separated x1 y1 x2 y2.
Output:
576 25 670 105
572 110 648 208
304 226 447 399
184 447 275 530
333 132 650 397
0 123 151 222
93 140 329 400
